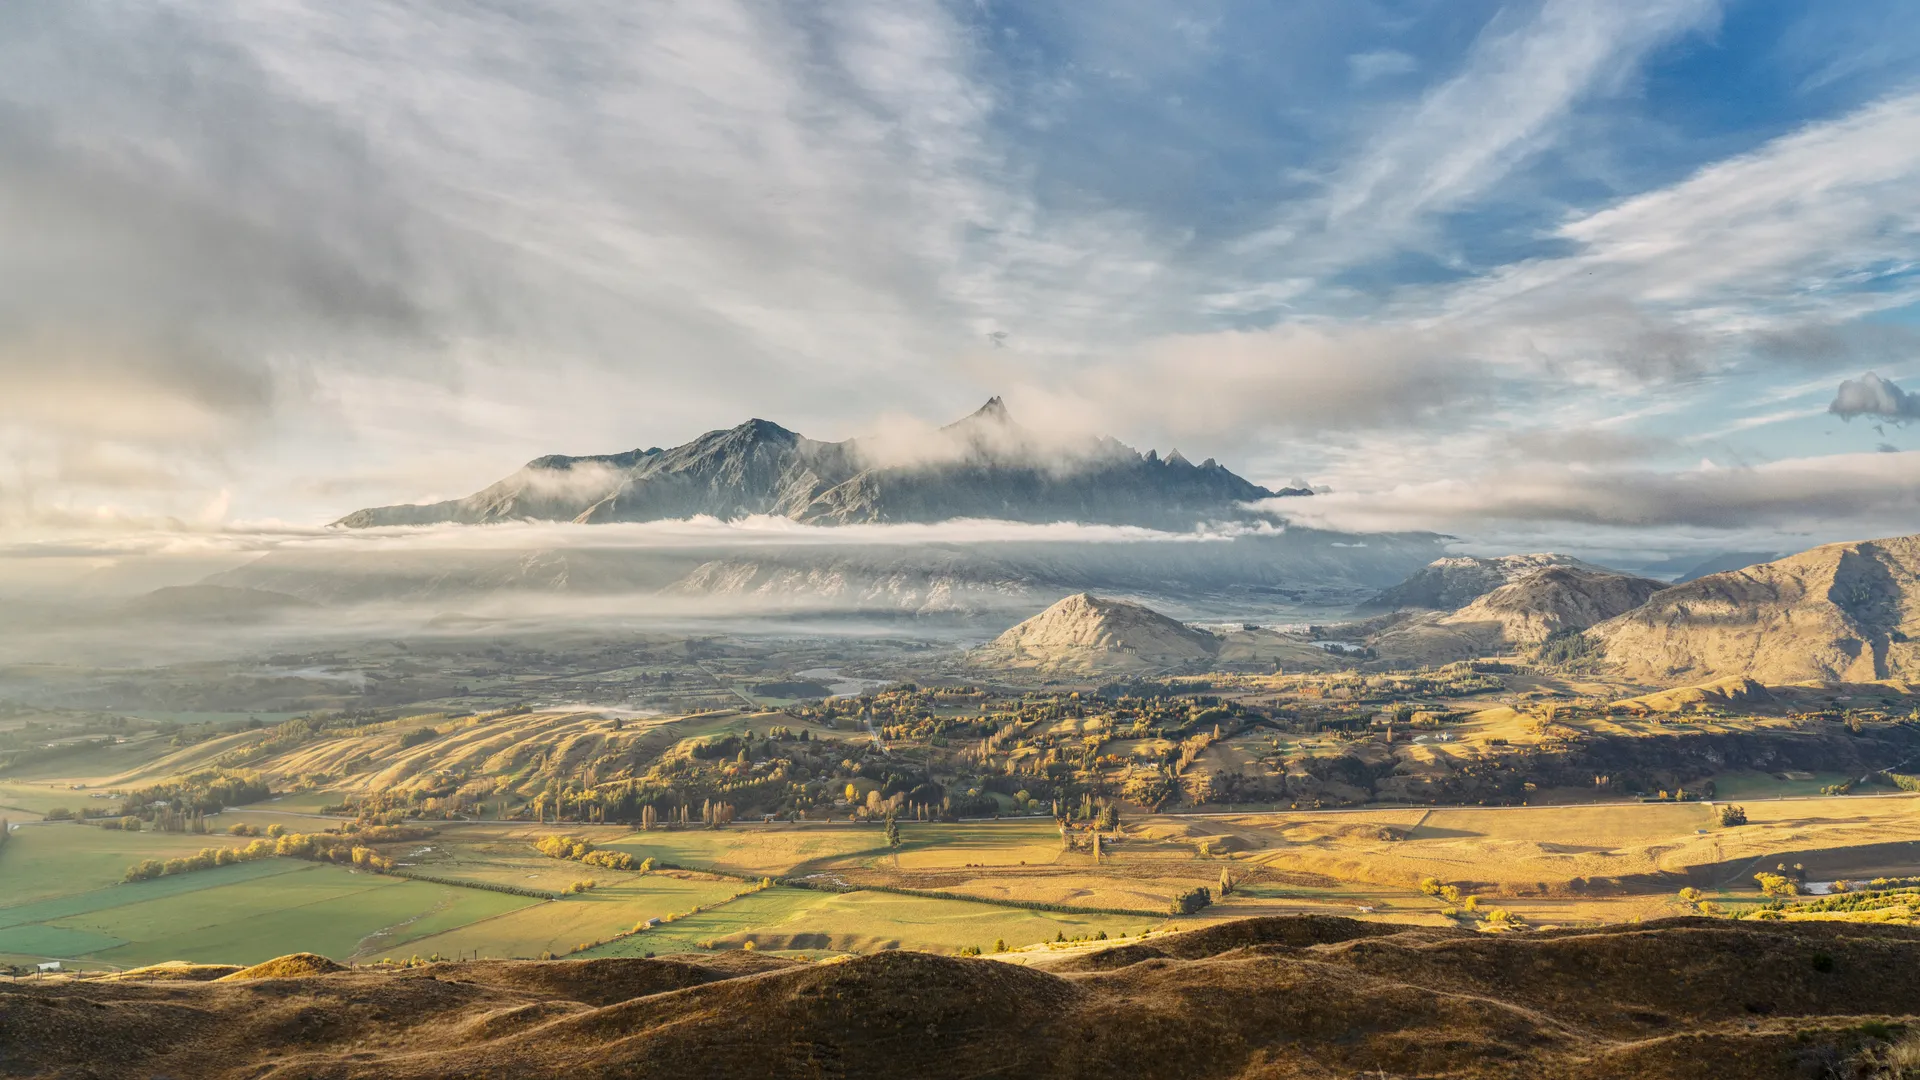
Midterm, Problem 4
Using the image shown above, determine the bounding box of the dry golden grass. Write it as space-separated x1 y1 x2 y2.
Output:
15 917 1920 1080
218 952 344 980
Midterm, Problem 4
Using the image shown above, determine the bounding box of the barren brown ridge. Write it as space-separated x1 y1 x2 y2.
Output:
5 916 1919 1079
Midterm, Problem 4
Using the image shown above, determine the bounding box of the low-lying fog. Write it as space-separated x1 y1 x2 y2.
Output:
0 516 1441 668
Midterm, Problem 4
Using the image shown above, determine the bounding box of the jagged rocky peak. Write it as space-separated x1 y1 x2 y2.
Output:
958 395 1010 424
335 398 1306 531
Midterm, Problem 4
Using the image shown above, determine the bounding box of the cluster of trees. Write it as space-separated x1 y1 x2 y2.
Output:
126 823 432 882
398 726 441 749
117 770 270 820
124 840 280 881
1170 886 1213 915
1765 882 1920 919
1535 629 1599 667
533 834 654 872
257 830 397 871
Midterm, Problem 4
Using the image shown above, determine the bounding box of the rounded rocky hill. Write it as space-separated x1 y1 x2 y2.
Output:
968 592 1219 675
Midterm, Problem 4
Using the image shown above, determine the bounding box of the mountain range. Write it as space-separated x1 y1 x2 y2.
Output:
336 398 1307 531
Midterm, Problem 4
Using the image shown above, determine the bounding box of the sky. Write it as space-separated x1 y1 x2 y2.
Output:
7 0 1920 570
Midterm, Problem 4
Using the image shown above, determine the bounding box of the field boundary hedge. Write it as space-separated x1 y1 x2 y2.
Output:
384 868 560 901
779 878 1162 918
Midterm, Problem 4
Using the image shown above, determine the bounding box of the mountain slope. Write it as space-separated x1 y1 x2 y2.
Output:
1441 565 1667 645
338 399 1295 530
968 592 1219 674
1593 534 1920 683
1358 553 1600 611
1363 563 1667 665
123 584 317 621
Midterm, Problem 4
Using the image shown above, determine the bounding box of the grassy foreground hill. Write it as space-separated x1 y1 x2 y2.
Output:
6 915 1920 1079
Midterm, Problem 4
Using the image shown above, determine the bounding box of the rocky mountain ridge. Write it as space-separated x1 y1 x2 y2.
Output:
337 399 1303 531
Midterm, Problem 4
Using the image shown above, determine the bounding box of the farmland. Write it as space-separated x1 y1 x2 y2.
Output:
581 885 1148 957
6 783 1920 971
0 844 540 969
5 639 1920 972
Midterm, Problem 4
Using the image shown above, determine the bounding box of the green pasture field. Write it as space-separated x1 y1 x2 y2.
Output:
0 779 114 819
0 861 539 968
584 886 830 956
0 822 290 907
584 885 1152 958
606 826 886 877
398 874 745 959
887 821 1070 869
0 857 305 934
386 829 641 892
0 738 175 782
1708 769 1860 800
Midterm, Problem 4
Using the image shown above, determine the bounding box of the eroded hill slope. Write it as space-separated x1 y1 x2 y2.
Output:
1594 534 1920 683
5 917 1919 1079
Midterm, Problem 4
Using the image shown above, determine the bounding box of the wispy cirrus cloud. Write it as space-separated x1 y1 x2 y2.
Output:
7 0 1920 567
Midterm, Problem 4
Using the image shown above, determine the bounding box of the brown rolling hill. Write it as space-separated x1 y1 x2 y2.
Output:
5 916 1920 1079
1442 565 1668 645
1368 565 1667 665
1594 533 1920 683
1358 552 1601 612
968 593 1219 675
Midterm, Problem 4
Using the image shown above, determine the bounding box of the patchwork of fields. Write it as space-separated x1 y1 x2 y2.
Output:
0 828 542 968
5 784 1920 971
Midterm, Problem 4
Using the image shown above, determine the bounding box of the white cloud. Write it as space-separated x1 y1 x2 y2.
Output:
1450 92 1920 337
1240 0 1719 271
1266 449 1920 536
1829 371 1920 422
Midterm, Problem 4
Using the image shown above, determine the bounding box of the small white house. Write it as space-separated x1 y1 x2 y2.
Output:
36 961 61 973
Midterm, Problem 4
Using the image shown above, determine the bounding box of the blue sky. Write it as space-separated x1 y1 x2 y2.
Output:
5 0 1920 566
